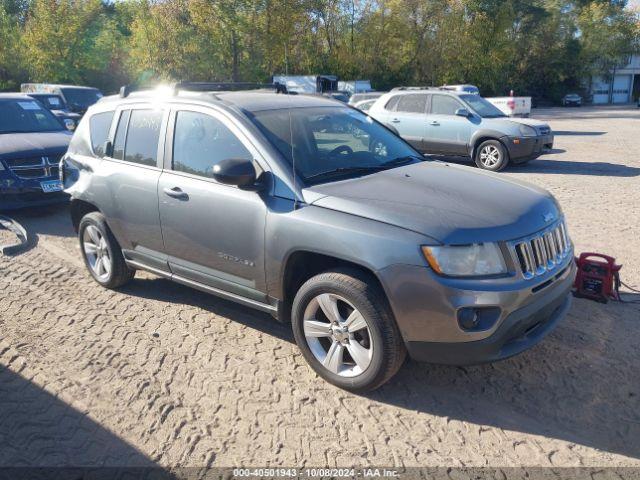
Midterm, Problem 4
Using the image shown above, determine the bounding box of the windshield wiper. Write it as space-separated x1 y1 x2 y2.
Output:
306 155 423 183
306 165 388 182
381 155 424 168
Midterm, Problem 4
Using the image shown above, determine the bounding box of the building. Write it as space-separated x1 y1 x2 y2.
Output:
590 54 640 104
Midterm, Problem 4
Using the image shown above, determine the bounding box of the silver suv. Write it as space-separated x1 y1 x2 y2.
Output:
369 87 554 171
62 83 575 392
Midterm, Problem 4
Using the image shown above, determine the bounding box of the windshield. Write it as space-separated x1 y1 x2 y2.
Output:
459 94 506 118
0 99 64 133
248 106 423 184
61 88 102 109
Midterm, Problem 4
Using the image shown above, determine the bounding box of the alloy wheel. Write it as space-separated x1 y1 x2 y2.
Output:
303 293 373 377
479 145 501 168
83 225 112 281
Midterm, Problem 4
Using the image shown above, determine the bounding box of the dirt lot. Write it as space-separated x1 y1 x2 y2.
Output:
1 106 639 470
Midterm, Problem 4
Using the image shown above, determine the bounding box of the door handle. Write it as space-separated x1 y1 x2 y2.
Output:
163 187 189 200
391 118 401 123
430 121 440 126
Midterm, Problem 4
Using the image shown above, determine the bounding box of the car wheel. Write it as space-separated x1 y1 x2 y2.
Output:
291 269 406 392
79 211 135 289
475 140 509 171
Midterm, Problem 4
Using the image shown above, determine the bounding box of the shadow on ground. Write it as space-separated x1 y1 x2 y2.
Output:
0 366 175 477
119 274 640 462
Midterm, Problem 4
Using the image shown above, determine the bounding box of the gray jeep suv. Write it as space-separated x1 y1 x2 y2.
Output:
369 88 554 171
62 83 575 392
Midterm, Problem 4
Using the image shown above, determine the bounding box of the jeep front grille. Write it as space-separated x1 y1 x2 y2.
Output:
6 155 61 180
514 222 570 279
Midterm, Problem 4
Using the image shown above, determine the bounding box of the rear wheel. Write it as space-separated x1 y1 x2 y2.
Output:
291 269 406 392
475 139 509 171
79 212 134 289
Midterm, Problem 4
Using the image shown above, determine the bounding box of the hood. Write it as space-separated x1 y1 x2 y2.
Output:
302 162 561 244
0 131 71 159
506 117 549 128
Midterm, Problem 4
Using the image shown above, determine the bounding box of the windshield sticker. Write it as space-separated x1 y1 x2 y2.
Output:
18 101 42 111
49 97 61 106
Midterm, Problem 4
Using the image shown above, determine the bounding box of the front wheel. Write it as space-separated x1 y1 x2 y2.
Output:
475 140 509 171
291 269 406 392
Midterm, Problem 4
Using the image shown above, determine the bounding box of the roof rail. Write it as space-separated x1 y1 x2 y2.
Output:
118 81 289 99
171 81 289 95
390 86 443 91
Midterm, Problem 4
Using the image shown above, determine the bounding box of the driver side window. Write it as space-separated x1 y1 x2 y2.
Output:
172 110 252 178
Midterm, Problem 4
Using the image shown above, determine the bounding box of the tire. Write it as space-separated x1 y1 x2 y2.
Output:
474 139 509 171
291 268 406 392
78 211 135 289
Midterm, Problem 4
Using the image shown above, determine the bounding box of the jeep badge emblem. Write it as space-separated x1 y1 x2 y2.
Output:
543 212 554 223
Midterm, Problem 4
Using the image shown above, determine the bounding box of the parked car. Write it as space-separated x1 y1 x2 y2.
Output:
369 87 553 171
348 91 385 106
352 99 377 112
26 93 81 130
21 83 103 115
61 83 575 392
561 93 582 107
0 93 71 210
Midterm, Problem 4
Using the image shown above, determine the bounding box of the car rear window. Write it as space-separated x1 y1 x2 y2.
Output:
384 95 401 111
89 111 114 157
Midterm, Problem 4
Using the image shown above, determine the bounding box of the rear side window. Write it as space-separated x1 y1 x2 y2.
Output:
431 95 463 115
384 95 400 111
172 111 252 178
89 111 114 157
396 94 427 114
124 110 163 167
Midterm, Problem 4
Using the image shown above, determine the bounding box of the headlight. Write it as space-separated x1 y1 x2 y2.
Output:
518 124 537 137
0 161 5 171
422 243 507 277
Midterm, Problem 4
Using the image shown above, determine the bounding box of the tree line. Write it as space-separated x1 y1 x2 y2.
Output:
1 0 638 101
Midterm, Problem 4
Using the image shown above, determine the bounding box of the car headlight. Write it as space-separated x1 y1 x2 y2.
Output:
518 124 537 137
0 161 5 171
422 243 507 277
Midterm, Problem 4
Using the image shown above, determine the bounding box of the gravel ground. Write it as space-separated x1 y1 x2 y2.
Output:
0 106 639 470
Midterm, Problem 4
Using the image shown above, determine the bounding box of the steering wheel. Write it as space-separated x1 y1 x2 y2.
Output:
329 145 354 157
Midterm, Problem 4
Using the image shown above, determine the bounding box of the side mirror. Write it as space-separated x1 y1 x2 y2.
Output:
103 140 113 157
63 118 76 131
213 158 258 188
455 108 470 117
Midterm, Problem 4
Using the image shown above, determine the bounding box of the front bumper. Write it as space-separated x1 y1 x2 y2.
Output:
405 281 572 365
0 189 68 210
378 255 575 365
504 134 554 163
